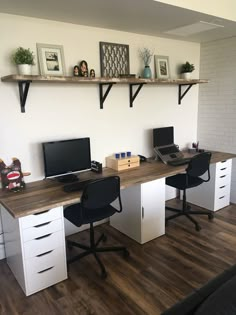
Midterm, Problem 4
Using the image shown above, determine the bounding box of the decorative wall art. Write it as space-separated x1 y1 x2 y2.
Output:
37 43 66 76
99 42 130 77
155 55 170 79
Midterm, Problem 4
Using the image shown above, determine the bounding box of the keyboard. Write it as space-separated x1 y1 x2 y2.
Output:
158 146 179 155
167 158 191 166
63 179 93 192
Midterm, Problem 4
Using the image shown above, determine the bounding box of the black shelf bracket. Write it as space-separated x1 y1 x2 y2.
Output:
178 83 196 104
99 83 115 109
18 81 31 113
129 83 145 107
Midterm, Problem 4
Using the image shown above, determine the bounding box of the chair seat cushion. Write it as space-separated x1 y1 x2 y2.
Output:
64 203 117 227
166 174 203 190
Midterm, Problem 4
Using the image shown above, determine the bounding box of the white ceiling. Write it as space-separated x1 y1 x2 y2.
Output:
0 0 236 43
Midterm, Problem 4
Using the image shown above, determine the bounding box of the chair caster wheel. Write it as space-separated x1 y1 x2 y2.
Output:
101 270 107 279
195 225 201 231
123 249 130 258
208 213 214 220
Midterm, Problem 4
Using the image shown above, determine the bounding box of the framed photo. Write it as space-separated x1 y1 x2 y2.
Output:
37 43 66 76
155 55 170 79
99 41 130 77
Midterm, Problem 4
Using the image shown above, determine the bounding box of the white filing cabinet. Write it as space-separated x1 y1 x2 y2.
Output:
1 206 67 296
186 159 232 211
110 178 165 244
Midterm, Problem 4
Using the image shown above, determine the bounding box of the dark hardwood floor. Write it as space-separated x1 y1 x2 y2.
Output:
1 200 236 315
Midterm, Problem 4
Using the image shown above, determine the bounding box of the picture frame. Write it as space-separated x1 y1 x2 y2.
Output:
155 55 170 79
99 41 130 78
37 43 66 76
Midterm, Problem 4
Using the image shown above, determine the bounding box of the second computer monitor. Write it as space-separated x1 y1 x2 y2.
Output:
153 126 174 148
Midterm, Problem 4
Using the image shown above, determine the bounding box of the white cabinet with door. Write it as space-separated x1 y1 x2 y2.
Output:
110 178 165 244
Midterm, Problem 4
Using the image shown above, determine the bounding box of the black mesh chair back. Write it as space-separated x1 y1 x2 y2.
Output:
186 151 212 179
81 176 122 211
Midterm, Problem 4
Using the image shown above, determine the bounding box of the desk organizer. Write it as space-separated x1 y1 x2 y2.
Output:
106 155 140 171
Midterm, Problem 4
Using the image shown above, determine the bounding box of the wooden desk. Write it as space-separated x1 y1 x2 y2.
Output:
0 151 234 219
0 151 234 296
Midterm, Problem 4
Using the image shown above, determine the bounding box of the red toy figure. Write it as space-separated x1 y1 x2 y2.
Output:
0 158 30 192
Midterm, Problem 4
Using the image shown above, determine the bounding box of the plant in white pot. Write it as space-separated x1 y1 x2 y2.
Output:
12 47 35 75
180 61 195 79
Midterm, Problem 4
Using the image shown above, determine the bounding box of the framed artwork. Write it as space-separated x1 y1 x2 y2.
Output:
37 43 66 76
99 41 130 77
155 55 170 79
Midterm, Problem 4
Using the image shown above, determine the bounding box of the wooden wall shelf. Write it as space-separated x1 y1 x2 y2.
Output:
1 75 208 113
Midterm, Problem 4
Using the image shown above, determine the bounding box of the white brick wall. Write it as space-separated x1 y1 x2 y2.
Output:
198 37 236 203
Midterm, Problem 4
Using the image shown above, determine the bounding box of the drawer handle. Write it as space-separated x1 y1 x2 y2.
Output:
35 233 52 240
220 175 226 178
36 250 53 257
33 210 50 216
219 185 226 189
219 196 225 199
220 167 227 171
34 221 51 228
221 160 226 163
38 266 54 274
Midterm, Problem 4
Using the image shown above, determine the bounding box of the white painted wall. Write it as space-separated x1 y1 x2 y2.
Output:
198 37 236 203
156 0 236 21
0 13 200 183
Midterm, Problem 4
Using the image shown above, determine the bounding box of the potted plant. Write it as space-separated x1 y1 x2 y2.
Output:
139 47 153 78
180 61 195 79
12 47 35 75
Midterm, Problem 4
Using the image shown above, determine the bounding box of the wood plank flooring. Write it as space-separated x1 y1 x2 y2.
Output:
1 201 236 315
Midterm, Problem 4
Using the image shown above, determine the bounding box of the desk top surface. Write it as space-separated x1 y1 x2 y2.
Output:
0 151 235 218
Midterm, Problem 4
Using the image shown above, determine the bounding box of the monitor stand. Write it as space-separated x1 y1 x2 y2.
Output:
57 174 78 183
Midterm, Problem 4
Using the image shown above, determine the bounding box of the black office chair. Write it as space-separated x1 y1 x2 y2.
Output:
165 152 214 231
64 176 129 278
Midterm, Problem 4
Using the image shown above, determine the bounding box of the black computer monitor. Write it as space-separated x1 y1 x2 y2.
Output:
153 126 174 147
42 137 91 182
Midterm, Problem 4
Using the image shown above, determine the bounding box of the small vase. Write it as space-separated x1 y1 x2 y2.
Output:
181 72 191 80
18 64 32 75
143 66 152 79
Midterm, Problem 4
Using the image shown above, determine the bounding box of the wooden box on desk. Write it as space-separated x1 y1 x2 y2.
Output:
106 155 140 171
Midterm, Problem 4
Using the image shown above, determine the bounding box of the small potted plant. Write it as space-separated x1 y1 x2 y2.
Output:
12 47 35 75
180 61 195 79
139 47 153 78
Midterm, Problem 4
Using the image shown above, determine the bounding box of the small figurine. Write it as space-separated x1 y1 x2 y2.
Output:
90 69 95 78
0 158 30 191
79 60 88 77
73 65 79 76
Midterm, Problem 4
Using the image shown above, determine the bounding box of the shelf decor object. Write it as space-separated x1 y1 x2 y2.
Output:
180 61 195 79
139 47 153 79
12 47 35 75
155 55 170 79
37 43 66 76
99 42 130 78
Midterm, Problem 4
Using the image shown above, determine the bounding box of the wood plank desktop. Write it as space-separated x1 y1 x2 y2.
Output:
0 151 235 219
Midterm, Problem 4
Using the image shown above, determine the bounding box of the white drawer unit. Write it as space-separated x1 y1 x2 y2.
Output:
1 205 67 296
110 178 165 244
186 159 232 211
